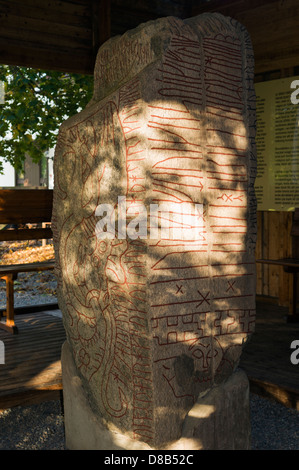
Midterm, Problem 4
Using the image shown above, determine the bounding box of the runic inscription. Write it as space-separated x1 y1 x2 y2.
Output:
52 13 256 448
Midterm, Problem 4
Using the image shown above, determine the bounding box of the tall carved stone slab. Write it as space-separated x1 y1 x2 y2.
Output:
52 13 256 449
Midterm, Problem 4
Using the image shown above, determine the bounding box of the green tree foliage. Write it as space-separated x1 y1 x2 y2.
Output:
0 65 93 173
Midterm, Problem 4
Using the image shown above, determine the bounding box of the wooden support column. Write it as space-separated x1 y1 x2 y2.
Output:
0 273 18 334
92 0 111 63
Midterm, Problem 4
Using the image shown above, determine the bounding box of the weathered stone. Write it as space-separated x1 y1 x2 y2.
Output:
62 340 250 450
52 12 256 449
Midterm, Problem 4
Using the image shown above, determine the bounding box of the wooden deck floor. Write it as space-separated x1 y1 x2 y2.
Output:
0 300 298 410
240 299 299 410
0 309 66 409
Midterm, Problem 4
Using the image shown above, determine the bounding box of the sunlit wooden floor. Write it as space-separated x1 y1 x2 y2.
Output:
240 299 299 410
0 309 66 409
0 300 298 410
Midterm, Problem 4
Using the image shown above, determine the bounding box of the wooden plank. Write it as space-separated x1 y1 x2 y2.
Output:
0 353 64 372
0 0 91 28
256 259 299 268
255 211 262 295
0 376 63 391
0 304 58 316
291 209 299 242
286 211 294 306
232 1 299 34
0 40 94 74
92 0 111 60
0 368 62 390
256 209 297 308
279 212 292 307
3 339 64 355
0 261 55 274
4 274 15 332
290 211 298 312
249 378 299 411
0 0 107 73
0 24 91 50
192 0 299 75
1 362 62 388
254 51 299 75
0 379 62 394
0 13 92 42
110 4 158 35
0 352 64 367
262 211 269 296
0 345 65 362
192 0 277 16
0 367 61 388
268 211 280 298
2 342 65 360
0 266 56 333
2 324 65 341
0 311 65 403
2 329 65 344
0 0 91 18
0 189 52 224
0 228 53 242
0 389 62 411
1 325 65 340
240 298 299 408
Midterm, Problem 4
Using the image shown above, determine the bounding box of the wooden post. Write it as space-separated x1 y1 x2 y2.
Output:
0 274 18 334
92 0 111 63
42 222 46 247
292 272 298 316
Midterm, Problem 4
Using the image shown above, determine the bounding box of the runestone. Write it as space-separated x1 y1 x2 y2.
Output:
52 12 257 448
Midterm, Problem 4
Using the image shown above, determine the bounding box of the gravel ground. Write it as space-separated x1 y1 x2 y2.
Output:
250 394 299 450
0 393 298 450
0 400 65 450
0 271 57 311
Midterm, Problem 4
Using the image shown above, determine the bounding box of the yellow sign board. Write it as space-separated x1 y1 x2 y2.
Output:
255 76 299 211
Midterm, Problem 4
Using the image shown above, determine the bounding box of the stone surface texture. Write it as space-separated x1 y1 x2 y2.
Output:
52 12 256 449
62 340 251 450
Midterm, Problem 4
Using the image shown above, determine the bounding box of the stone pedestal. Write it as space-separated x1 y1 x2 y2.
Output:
62 340 251 450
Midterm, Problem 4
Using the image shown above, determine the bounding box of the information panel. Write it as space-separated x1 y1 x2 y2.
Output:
255 76 299 211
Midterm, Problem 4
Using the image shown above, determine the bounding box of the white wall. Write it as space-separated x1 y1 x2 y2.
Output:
0 160 15 187
47 148 54 189
0 151 54 188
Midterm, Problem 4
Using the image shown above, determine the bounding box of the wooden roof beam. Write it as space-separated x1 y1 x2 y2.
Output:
0 0 111 75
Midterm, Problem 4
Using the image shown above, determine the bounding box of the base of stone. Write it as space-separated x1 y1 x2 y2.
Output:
61 341 251 450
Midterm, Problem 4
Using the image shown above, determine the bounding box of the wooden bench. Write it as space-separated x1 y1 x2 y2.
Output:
0 189 55 334
256 208 299 322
